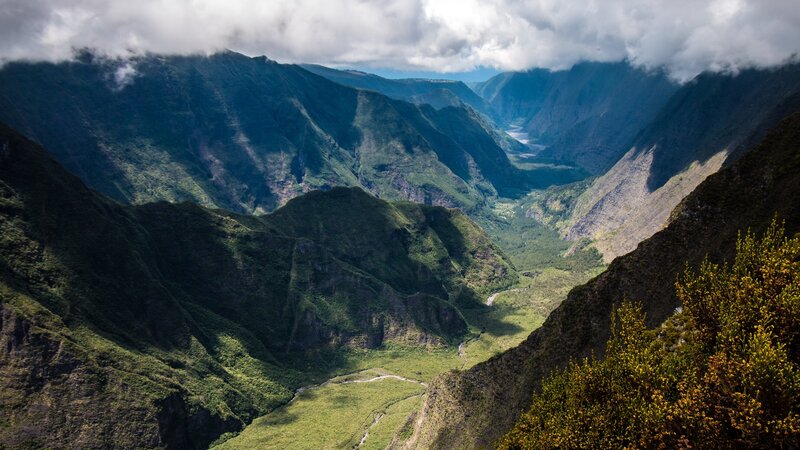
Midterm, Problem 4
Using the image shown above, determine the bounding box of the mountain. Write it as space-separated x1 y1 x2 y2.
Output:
0 51 566 216
0 123 515 448
474 62 679 173
407 112 800 448
561 64 800 261
301 64 500 123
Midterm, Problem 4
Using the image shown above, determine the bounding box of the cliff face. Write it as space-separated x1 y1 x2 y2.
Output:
409 113 800 449
562 66 800 261
475 62 679 174
0 123 515 448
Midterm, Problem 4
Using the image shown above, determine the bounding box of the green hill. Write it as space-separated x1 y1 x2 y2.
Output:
0 123 515 448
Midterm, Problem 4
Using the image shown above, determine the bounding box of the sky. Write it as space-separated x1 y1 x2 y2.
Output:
1 0 799 81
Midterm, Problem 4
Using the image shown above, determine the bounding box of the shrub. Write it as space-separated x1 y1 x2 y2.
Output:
498 220 800 449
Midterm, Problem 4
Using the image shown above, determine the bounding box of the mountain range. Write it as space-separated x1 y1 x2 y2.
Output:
0 52 581 217
300 64 500 123
500 63 800 261
1 47 800 449
474 62 680 173
0 122 514 448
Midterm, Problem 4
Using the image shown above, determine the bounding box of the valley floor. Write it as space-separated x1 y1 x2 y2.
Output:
215 264 602 449
211 181 605 449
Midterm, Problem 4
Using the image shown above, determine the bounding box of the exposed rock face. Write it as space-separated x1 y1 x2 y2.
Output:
0 301 234 449
408 113 800 449
566 145 729 261
562 65 800 261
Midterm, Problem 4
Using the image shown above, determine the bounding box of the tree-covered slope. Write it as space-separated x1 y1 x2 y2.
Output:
0 51 550 215
0 123 515 448
408 112 800 449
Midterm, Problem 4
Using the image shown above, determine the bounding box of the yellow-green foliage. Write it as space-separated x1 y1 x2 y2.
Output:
215 377 424 450
499 221 800 449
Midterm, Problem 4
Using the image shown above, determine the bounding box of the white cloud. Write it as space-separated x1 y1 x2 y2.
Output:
111 61 137 90
0 0 798 80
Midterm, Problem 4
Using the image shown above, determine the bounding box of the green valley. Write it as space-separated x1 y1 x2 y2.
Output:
207 193 604 448
0 119 602 448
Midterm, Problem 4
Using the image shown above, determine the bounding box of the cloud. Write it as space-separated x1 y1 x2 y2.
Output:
0 0 798 80
111 61 137 90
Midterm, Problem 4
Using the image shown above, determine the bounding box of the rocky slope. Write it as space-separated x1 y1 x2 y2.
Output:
407 112 800 448
0 51 550 215
0 123 515 448
563 65 800 261
475 62 679 173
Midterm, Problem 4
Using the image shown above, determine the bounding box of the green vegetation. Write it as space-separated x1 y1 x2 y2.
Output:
499 222 800 449
477 190 603 272
359 394 423 450
0 124 517 448
218 264 600 450
217 373 425 450
222 193 606 449
460 267 603 367
0 51 573 215
0 57 611 446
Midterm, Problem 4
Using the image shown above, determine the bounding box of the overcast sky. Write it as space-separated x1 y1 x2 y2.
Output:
1 0 799 80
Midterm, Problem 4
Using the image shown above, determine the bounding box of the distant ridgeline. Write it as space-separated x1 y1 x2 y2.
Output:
300 63 501 124
0 123 515 448
0 51 581 216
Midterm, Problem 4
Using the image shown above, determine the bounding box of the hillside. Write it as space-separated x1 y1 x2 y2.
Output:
561 65 800 261
0 123 515 448
475 62 679 173
407 112 800 448
0 51 564 215
500 225 800 448
301 64 500 123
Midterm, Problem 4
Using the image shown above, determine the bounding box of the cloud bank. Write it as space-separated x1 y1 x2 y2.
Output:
1 0 799 80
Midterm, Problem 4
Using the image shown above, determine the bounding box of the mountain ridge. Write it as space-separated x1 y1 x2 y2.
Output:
474 62 679 173
0 51 576 217
300 63 501 123
561 65 800 261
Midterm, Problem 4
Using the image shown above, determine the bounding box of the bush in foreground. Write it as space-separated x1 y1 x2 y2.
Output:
499 221 800 449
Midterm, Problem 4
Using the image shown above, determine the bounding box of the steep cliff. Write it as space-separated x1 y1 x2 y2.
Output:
564 65 800 261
